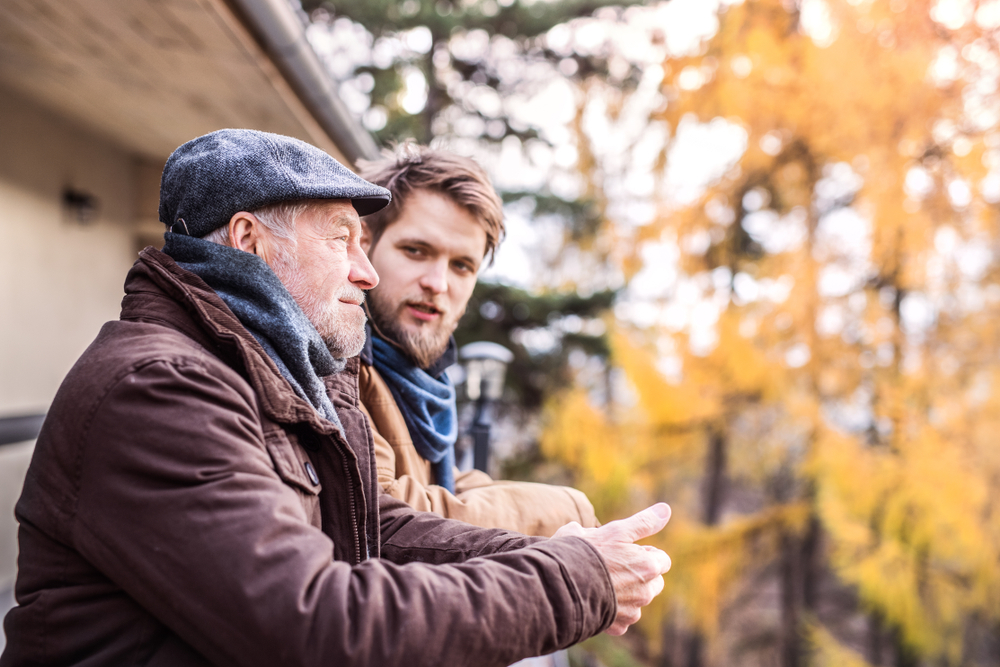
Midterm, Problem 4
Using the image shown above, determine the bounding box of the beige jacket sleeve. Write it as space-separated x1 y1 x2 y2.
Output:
359 364 599 537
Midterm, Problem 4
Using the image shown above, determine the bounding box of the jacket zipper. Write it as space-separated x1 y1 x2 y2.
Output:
341 453 362 564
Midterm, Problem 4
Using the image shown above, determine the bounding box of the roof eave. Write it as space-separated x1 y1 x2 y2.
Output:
226 0 380 165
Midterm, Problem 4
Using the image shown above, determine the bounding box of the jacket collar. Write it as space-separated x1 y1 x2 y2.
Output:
122 246 355 435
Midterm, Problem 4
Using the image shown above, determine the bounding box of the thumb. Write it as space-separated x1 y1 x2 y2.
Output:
612 503 671 543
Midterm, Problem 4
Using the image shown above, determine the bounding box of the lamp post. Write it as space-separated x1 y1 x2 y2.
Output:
459 342 513 473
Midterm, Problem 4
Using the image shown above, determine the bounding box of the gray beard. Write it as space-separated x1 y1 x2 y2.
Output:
367 291 456 369
269 245 367 359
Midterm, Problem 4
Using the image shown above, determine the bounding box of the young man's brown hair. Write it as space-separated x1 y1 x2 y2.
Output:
357 143 505 263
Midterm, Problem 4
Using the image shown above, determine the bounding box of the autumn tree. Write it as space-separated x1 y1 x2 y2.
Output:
542 1 1000 666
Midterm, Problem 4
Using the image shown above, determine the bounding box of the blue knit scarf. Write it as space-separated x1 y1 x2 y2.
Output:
163 233 345 432
371 337 457 492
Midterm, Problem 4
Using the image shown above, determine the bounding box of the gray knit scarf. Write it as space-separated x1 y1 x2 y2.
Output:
163 232 345 432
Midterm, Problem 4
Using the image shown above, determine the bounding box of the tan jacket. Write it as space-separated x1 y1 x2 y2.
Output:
358 360 599 536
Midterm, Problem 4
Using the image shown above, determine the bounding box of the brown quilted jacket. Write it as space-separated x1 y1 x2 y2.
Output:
358 361 599 536
0 247 615 667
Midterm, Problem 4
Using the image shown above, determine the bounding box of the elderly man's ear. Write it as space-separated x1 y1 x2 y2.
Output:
227 212 271 262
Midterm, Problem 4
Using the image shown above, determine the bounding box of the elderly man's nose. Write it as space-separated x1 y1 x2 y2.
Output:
349 245 378 290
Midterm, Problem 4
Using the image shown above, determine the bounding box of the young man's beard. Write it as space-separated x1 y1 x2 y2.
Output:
367 289 459 370
269 244 368 359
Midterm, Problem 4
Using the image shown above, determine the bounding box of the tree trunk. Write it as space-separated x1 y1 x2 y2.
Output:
685 633 704 667
801 513 821 614
681 429 729 667
422 34 444 143
658 616 678 667
992 621 1000 664
780 532 801 667
892 627 918 667
703 429 727 526
867 611 884 666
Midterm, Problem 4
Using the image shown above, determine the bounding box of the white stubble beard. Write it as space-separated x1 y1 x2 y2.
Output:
269 243 368 358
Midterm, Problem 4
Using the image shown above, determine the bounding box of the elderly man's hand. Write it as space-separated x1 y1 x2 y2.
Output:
553 503 672 635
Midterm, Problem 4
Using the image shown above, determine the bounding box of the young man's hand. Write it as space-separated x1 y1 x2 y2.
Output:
553 503 672 635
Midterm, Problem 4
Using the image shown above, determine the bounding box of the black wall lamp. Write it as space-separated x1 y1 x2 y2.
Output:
62 187 100 224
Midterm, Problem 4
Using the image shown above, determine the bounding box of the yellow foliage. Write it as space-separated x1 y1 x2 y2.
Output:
611 331 719 426
539 387 640 515
653 503 812 637
545 0 1000 663
808 623 873 667
812 422 1000 660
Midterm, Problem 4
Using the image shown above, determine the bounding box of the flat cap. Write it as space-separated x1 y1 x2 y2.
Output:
159 129 391 237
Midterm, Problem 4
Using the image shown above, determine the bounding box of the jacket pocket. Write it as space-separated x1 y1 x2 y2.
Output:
264 429 322 494
264 429 323 528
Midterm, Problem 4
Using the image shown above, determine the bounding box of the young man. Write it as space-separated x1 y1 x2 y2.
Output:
1 130 672 666
357 146 599 537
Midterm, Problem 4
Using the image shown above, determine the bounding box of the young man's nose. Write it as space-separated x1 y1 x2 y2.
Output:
418 259 449 294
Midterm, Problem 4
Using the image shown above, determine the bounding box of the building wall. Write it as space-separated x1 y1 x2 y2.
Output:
0 85 144 418
0 87 160 643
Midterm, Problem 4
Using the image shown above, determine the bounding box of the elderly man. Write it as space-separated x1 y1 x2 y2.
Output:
1 129 671 667
356 145 599 537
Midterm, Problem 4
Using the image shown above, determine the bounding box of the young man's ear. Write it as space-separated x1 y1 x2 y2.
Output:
228 212 271 263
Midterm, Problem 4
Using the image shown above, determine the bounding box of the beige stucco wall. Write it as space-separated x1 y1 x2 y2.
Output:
0 86 161 646
0 86 145 418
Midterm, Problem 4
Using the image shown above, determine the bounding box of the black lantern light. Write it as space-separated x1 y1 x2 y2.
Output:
459 342 513 473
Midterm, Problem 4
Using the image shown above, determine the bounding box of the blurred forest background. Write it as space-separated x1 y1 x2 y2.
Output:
301 0 1000 665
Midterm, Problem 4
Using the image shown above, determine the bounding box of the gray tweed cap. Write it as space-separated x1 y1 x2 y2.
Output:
159 129 391 237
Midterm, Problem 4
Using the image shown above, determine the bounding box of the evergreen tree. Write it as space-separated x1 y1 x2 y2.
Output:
302 0 646 144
